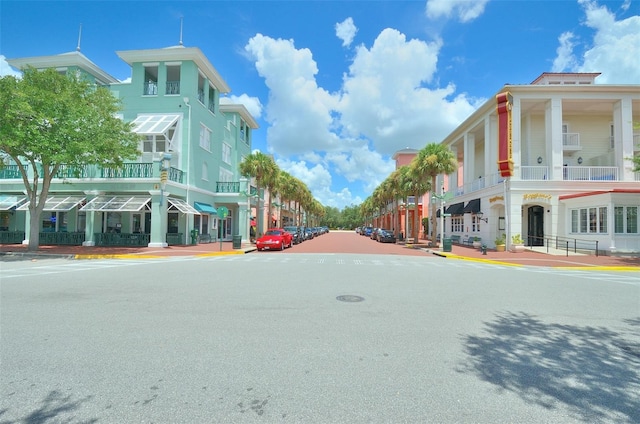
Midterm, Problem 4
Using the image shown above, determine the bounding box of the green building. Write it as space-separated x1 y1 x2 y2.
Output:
2 44 259 248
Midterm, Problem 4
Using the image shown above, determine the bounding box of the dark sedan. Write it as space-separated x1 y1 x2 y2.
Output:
377 229 396 243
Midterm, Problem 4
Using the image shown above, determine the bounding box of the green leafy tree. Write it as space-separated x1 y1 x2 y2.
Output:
0 68 140 251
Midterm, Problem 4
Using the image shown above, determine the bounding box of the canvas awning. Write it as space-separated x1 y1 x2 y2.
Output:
80 196 151 212
167 198 200 215
194 202 217 215
463 198 481 214
445 202 465 216
0 195 27 211
16 195 85 212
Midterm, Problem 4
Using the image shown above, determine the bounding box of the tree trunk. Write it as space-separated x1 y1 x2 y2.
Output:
431 176 438 244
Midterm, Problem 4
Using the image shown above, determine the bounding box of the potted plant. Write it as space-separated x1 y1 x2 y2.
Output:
511 233 525 252
494 234 506 252
472 236 482 249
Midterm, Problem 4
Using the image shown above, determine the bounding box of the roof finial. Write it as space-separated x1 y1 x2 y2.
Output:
76 23 82 51
179 17 184 46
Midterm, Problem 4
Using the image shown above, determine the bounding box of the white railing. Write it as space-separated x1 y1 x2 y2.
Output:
635 171 640 181
563 166 618 181
521 166 548 180
563 132 581 149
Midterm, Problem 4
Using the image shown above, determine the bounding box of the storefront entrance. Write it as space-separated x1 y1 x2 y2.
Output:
527 205 544 246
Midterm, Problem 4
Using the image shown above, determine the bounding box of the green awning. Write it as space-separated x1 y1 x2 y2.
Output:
194 202 217 215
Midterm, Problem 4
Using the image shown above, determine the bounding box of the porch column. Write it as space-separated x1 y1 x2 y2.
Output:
485 115 496 182
613 97 635 181
148 190 168 248
22 208 31 245
511 96 522 180
546 96 564 180
464 133 475 189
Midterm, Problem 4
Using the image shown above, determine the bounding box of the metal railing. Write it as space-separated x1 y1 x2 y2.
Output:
563 166 618 181
0 231 25 244
168 167 184 183
166 81 180 95
528 235 599 256
94 232 150 246
144 82 158 95
39 232 85 245
0 165 24 179
521 166 548 180
101 163 154 178
216 181 240 193
166 233 184 245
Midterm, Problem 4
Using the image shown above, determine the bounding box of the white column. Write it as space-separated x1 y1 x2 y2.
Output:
464 133 475 189
484 115 495 182
614 97 635 181
511 96 522 180
546 97 564 180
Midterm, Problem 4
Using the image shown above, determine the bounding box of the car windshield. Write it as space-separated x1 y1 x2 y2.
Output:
265 230 282 236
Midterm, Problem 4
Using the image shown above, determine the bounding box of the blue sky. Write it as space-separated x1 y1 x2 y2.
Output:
1 0 639 210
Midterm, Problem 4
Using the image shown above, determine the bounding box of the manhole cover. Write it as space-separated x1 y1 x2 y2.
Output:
336 295 365 303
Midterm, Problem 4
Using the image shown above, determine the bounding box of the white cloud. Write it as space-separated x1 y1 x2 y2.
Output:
220 93 263 120
244 28 479 209
425 0 490 23
552 32 578 72
553 0 640 84
0 55 22 77
335 17 358 47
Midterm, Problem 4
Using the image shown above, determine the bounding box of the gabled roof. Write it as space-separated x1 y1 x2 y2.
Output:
116 46 231 93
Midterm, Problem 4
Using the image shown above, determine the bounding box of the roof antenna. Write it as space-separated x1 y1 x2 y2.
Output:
179 17 184 46
76 23 82 51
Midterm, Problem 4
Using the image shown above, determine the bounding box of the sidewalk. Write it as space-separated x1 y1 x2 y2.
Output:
419 242 639 270
0 240 257 260
1 238 638 270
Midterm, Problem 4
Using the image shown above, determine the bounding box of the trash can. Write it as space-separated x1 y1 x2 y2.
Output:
190 229 199 245
232 235 242 249
443 237 452 252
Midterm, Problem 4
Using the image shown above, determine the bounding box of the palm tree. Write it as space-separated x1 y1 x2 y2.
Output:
411 143 457 243
407 162 432 243
239 152 277 236
277 171 297 226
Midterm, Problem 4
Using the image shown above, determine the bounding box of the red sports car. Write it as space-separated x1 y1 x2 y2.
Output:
256 228 293 251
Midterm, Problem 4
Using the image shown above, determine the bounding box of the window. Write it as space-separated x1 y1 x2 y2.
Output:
615 206 638 234
472 215 481 232
166 64 181 95
199 125 211 151
143 64 158 95
450 216 463 233
222 143 232 165
208 85 216 113
142 135 166 154
570 207 608 234
202 162 208 181
219 168 233 183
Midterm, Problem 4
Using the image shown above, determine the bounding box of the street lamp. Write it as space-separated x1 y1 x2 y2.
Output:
431 183 446 249
159 152 172 206
476 211 488 223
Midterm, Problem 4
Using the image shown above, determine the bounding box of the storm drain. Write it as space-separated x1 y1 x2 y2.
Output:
336 295 365 303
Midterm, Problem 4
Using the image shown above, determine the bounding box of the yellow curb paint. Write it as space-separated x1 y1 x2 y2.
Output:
439 253 522 267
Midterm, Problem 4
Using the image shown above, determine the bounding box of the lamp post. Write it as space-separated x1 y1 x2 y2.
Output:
159 152 172 206
431 183 446 250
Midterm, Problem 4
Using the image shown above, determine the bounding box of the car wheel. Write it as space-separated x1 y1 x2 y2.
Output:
280 243 284 251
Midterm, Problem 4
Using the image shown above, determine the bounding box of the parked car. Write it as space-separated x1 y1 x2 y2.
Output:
256 228 293 251
283 226 303 244
370 228 380 240
362 227 373 237
377 229 396 243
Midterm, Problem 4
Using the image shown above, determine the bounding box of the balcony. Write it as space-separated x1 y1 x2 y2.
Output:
0 165 24 179
563 166 618 181
521 166 548 180
143 81 158 96
166 81 180 95
216 182 240 193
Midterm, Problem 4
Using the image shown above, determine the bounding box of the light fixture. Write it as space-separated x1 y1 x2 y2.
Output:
537 156 543 164
577 156 583 164
476 211 488 223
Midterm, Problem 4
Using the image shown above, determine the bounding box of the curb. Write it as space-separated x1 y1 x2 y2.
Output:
428 250 522 267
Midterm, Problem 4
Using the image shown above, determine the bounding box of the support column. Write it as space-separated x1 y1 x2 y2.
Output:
464 133 475 188
148 190 168 247
614 97 635 181
546 97 564 180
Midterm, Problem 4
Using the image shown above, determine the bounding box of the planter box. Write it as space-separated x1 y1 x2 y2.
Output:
495 244 505 252
510 244 526 253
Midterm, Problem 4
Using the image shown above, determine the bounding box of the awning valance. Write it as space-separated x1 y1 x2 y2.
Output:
80 196 151 212
16 195 85 212
194 202 217 215
463 198 481 214
445 202 465 216
0 195 27 211
168 198 200 215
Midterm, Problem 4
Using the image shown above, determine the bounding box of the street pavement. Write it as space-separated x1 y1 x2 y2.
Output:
1 231 638 270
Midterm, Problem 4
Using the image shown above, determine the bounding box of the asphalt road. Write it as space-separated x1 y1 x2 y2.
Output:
1 234 639 423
